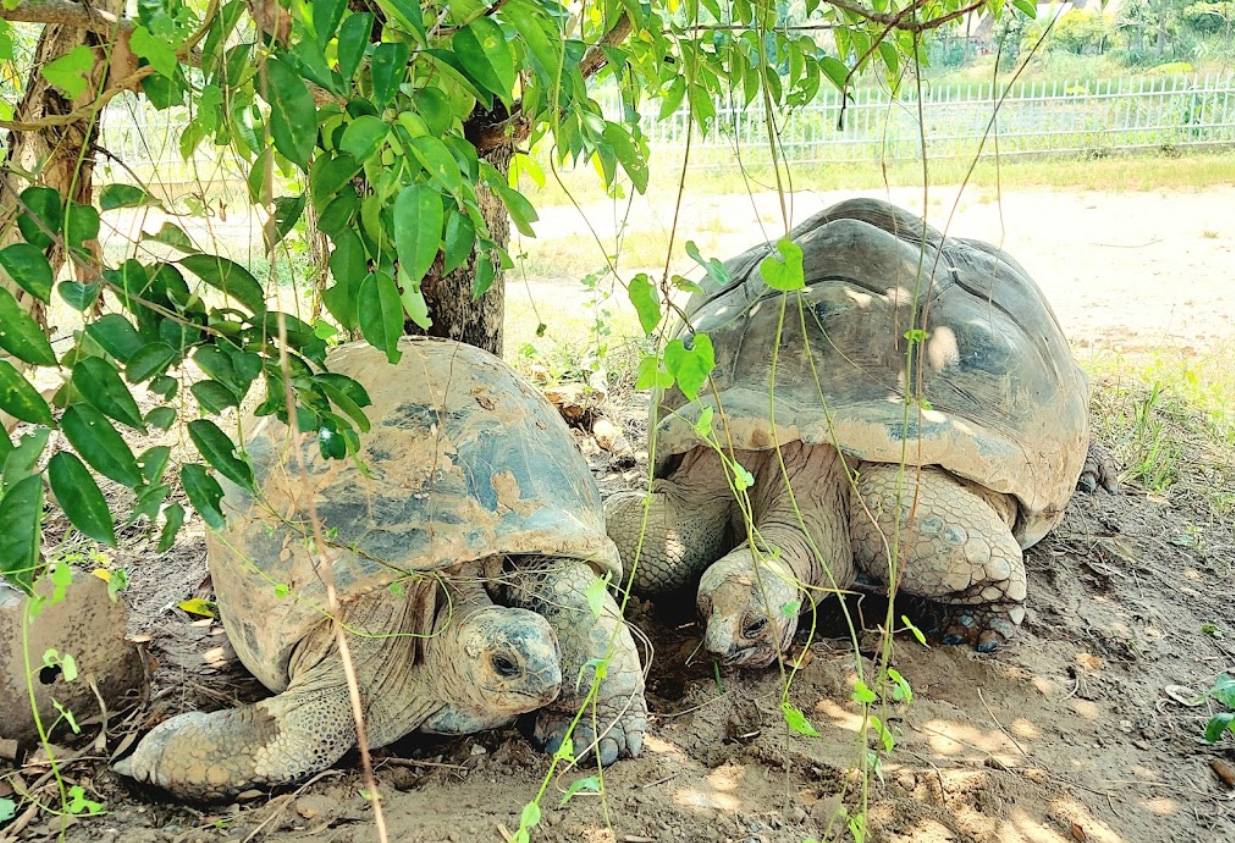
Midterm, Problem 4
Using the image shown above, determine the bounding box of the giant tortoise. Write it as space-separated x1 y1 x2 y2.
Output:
606 198 1116 667
118 337 646 799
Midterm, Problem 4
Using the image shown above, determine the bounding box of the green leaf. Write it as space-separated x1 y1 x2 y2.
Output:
191 380 240 414
188 420 253 490
179 254 266 313
781 701 821 737
820 56 849 92
144 221 198 253
693 406 714 437
451 23 509 101
0 358 54 425
181 464 225 529
635 354 673 391
0 243 53 303
901 614 929 647
313 0 347 45
260 58 317 170
732 462 753 491
86 314 143 364
627 273 660 336
40 44 93 99
0 797 15 823
585 571 611 618
1013 0 1037 17
519 801 541 832
0 474 44 594
1205 712 1235 743
267 194 307 251
371 41 410 108
73 357 146 431
442 211 475 275
1210 674 1235 709
145 406 176 431
759 239 805 291
663 334 715 401
99 184 154 212
18 186 62 249
137 445 172 486
358 272 403 364
600 123 648 193
131 24 177 78
472 250 495 299
336 13 373 81
58 281 100 312
148 375 178 400
157 502 185 551
0 287 56 365
378 0 426 41
410 136 464 196
504 0 558 84
64 203 100 248
870 714 894 753
852 679 877 705
887 667 913 703
340 115 388 162
61 405 142 488
317 380 371 433
48 452 115 546
393 184 443 288
398 267 432 330
497 186 538 238
126 342 177 383
659 76 686 119
3 429 49 494
557 775 600 807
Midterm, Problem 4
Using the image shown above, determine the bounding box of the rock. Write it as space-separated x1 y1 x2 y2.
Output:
592 418 631 455
1 569 145 744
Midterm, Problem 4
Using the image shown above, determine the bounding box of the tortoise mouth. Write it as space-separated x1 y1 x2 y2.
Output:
719 642 778 669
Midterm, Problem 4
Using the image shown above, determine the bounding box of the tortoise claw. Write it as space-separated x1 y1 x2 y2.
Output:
534 697 646 768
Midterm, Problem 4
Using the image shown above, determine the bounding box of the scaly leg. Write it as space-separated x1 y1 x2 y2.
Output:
604 447 734 595
116 588 426 800
851 463 1026 652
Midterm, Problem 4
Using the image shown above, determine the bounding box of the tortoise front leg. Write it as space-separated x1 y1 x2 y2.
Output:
604 446 735 595
495 558 647 767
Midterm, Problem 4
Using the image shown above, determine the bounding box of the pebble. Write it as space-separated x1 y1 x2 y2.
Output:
897 770 917 791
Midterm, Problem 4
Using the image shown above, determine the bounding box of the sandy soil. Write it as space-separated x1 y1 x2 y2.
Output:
520 184 1235 354
5 186 1235 843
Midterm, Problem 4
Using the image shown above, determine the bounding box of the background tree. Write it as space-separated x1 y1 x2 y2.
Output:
0 0 1025 594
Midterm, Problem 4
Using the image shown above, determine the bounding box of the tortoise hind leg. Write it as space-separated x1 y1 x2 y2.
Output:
114 658 358 801
116 589 425 801
850 463 1026 652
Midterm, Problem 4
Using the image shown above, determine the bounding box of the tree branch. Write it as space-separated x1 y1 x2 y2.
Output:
824 0 989 32
0 0 127 36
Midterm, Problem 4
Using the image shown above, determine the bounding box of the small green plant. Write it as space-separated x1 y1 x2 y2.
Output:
1203 674 1235 743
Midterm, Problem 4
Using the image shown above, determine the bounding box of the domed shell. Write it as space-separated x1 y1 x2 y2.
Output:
208 337 621 691
653 198 1090 550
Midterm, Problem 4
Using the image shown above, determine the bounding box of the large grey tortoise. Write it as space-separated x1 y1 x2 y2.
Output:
117 337 646 800
606 198 1117 668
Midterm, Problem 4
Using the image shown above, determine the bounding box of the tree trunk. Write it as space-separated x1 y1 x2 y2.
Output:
404 143 513 357
0 3 122 431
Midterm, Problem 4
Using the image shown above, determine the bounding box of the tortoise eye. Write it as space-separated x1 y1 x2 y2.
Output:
742 617 768 639
491 654 520 678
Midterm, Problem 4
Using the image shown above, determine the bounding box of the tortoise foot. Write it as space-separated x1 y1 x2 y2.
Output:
535 693 647 767
938 603 1023 652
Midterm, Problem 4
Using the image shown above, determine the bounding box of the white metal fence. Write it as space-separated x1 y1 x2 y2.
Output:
97 74 1235 185
601 73 1235 167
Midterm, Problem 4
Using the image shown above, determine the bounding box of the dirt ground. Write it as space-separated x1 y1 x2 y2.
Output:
5 186 1235 843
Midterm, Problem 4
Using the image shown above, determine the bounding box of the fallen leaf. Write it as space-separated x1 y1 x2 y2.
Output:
1162 684 1204 707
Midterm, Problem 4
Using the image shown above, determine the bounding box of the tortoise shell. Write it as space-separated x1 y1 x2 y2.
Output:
207 337 620 691
653 198 1090 549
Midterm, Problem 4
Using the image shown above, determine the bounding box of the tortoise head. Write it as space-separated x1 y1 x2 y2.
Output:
445 605 563 717
697 551 800 670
